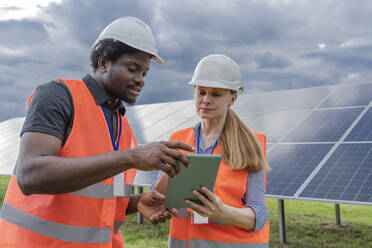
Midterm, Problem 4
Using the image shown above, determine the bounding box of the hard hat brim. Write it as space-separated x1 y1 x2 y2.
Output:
188 80 244 92
92 41 164 64
152 54 164 64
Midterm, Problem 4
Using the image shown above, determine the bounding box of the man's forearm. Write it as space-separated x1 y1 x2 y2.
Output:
126 194 142 215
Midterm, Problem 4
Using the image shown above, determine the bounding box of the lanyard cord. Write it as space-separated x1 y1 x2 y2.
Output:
100 105 122 151
196 124 219 154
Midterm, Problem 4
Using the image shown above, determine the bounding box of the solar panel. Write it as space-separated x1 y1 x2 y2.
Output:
345 108 372 142
136 103 195 143
239 113 262 127
270 86 330 112
233 90 287 113
243 110 310 143
283 108 363 142
128 120 153 144
154 116 199 142
125 102 167 120
298 143 372 204
266 144 334 197
318 83 372 109
231 93 260 113
138 100 191 122
133 171 160 187
0 117 24 175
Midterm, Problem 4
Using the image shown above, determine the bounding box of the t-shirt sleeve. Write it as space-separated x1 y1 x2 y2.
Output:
242 169 268 231
21 81 73 143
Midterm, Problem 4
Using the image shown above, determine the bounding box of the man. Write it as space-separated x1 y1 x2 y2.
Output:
0 17 192 247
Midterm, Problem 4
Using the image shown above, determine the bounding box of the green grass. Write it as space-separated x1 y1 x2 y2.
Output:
266 199 372 248
0 175 11 207
122 215 169 248
1 175 372 247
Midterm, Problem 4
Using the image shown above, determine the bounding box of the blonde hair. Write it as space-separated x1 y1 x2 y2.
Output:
220 108 269 172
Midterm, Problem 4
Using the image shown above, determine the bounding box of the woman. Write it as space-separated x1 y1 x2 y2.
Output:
156 54 270 248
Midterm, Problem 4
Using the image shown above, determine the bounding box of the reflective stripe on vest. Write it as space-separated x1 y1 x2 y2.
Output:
70 183 114 199
10 170 127 200
1 203 111 243
168 237 187 248
190 238 269 248
169 237 269 248
70 183 133 199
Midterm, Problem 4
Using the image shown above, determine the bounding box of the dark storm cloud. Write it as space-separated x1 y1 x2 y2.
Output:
43 0 153 46
304 45 372 71
254 52 291 69
0 19 49 47
0 0 152 121
1 0 372 122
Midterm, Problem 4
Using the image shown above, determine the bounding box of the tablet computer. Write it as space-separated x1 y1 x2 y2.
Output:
164 154 222 208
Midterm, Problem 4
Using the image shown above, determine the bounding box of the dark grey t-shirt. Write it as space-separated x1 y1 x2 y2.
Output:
22 74 126 145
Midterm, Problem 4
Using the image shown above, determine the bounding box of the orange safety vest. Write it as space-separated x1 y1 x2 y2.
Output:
168 127 270 248
0 79 137 248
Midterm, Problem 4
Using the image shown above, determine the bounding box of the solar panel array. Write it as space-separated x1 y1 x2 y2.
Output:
1 82 371 206
0 117 24 175
255 83 372 206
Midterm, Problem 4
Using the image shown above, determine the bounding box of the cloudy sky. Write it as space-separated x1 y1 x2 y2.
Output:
1 0 372 122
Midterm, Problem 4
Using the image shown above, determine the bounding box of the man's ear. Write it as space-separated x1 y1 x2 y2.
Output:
97 56 109 73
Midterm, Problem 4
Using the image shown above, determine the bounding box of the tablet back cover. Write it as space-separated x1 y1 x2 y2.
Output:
165 154 221 208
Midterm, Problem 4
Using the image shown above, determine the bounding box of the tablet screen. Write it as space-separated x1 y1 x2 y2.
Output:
165 154 222 208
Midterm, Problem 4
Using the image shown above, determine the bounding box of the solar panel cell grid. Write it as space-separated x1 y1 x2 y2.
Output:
244 110 310 143
299 144 372 203
266 144 333 197
345 108 372 142
283 108 363 142
318 83 372 109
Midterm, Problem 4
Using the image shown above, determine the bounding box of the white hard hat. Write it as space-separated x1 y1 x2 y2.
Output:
188 54 244 92
92 16 164 64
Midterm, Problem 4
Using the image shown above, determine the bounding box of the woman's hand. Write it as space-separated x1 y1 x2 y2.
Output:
185 186 257 231
185 186 226 219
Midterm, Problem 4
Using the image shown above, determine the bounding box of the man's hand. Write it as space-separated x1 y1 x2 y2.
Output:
137 191 178 224
132 141 194 178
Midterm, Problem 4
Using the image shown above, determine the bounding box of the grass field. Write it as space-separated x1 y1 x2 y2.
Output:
1 175 372 247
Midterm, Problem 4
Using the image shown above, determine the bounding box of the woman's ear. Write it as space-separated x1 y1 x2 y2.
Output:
229 93 237 107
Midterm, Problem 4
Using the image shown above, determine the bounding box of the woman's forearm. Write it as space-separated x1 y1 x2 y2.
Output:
219 205 256 231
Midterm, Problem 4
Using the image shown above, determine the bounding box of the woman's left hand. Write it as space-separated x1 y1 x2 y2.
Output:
185 186 226 219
